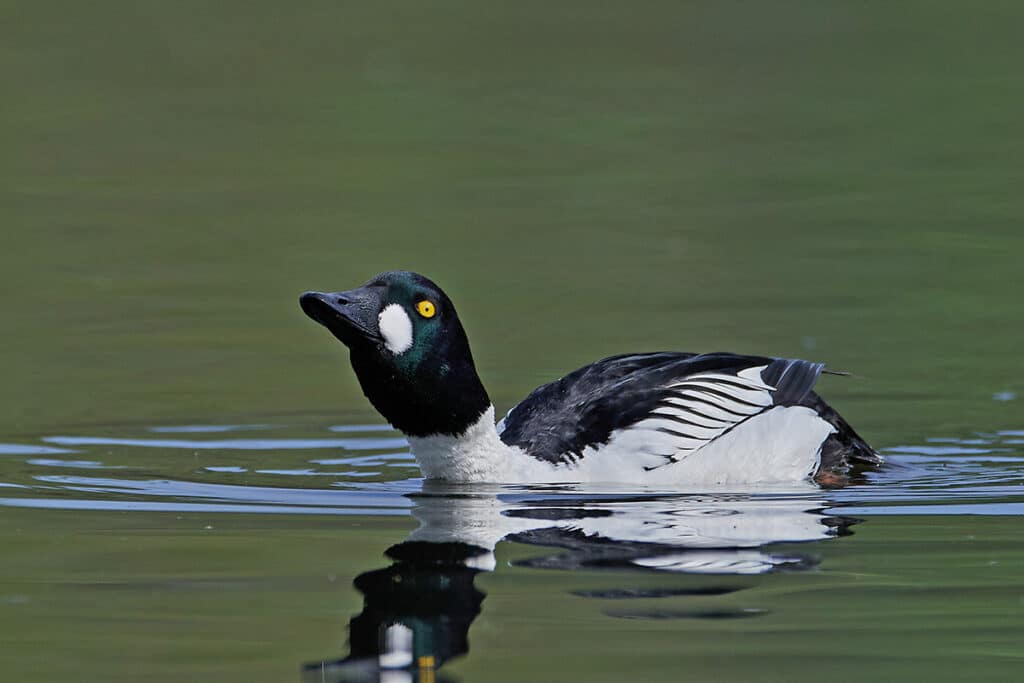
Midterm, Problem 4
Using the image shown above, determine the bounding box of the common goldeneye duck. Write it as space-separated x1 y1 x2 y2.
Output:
300 271 881 486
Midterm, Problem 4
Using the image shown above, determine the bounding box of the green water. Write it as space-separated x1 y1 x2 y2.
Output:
3 2 1024 681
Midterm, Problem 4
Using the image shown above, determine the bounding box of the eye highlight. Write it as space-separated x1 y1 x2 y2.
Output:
415 300 436 319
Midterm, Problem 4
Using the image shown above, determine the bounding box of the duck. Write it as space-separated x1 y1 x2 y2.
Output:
299 271 881 487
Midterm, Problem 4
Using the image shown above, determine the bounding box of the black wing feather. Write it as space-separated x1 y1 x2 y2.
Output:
497 352 824 465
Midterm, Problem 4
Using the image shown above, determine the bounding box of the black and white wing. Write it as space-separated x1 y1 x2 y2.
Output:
496 352 827 467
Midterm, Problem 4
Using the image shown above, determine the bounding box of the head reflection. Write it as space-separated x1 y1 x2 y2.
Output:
305 485 858 681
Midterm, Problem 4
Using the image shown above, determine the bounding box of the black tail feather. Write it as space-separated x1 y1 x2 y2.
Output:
804 392 882 475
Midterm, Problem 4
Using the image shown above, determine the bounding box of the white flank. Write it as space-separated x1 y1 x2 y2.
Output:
584 405 834 485
378 304 413 354
406 403 835 486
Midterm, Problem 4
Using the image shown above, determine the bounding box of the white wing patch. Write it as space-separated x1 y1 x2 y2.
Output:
618 365 776 466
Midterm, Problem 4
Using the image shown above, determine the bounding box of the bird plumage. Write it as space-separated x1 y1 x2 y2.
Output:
300 271 881 486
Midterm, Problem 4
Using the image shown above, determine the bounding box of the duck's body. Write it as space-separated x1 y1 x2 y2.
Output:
300 271 880 486
409 403 835 486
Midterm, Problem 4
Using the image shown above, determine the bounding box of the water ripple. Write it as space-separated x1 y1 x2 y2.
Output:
30 474 412 509
0 422 1020 525
148 424 278 433
0 443 76 455
43 435 408 451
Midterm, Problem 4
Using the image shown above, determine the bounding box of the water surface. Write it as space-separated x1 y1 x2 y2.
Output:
2 423 1024 681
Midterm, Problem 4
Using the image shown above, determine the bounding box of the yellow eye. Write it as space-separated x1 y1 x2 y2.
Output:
416 300 436 318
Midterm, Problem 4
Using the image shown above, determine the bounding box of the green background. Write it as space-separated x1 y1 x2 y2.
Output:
4 1 1022 440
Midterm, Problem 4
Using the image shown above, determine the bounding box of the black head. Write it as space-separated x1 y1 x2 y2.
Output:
300 271 490 437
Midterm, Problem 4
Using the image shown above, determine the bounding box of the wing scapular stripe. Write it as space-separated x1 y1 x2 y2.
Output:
662 393 753 420
682 384 768 409
648 409 729 431
673 374 773 405
655 400 734 427
629 366 775 465
668 390 761 416
642 418 725 442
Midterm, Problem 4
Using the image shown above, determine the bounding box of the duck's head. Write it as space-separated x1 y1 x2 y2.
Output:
300 271 490 437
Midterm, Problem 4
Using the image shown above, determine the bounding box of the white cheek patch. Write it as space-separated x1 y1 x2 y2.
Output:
378 304 414 354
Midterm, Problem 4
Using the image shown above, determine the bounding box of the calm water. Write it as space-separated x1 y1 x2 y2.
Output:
2 425 1024 681
4 2 1024 681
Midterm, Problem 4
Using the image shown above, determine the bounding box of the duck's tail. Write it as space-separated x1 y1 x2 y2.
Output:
803 392 883 487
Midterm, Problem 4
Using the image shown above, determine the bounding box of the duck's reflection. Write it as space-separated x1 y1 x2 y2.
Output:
304 484 857 682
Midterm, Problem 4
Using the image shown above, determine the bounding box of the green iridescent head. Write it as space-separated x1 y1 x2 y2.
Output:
300 271 490 436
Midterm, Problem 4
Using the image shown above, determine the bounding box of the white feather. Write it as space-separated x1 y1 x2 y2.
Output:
407 404 834 486
378 304 413 354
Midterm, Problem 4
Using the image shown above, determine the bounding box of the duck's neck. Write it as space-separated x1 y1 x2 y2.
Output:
351 348 492 438
406 405 516 482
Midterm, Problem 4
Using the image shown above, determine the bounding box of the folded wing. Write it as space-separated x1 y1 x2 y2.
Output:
497 352 825 466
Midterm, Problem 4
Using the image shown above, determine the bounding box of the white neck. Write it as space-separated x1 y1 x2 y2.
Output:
406 405 516 482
